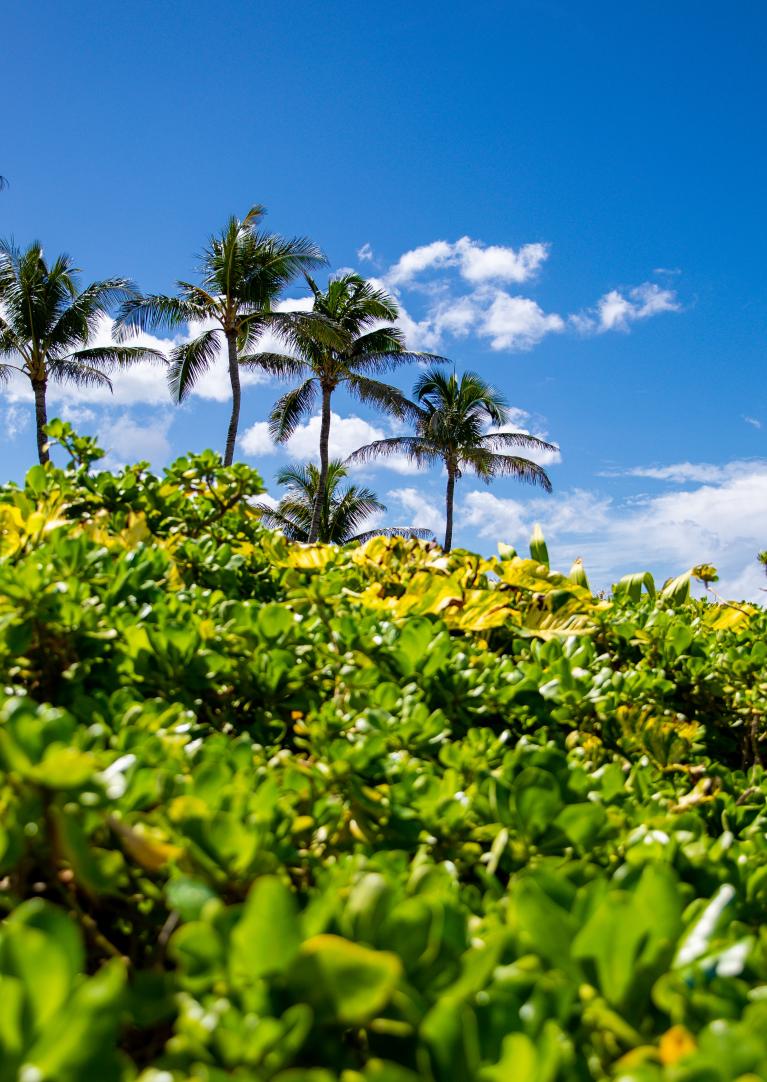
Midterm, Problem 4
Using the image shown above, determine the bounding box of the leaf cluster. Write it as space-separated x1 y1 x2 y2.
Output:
0 433 766 1080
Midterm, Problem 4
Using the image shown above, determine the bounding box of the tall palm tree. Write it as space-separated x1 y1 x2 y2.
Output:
114 206 328 466
261 273 440 542
257 459 433 544
0 240 164 464
347 368 556 551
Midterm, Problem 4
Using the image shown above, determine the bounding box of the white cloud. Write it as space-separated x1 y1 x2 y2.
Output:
240 411 422 474
745 416 762 429
98 411 174 469
573 282 681 335
357 242 375 263
287 413 386 462
459 462 767 601
387 241 456 286
386 236 549 287
61 404 97 426
255 491 280 511
600 460 766 484
381 280 564 355
3 402 29 440
239 421 275 457
392 303 444 352
479 291 565 351
456 238 549 284
373 241 677 357
430 295 481 338
387 487 445 536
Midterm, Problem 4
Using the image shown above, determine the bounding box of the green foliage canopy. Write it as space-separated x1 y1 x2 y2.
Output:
0 422 766 1081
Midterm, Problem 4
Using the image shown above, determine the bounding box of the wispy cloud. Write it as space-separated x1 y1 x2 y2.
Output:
571 282 681 335
599 460 763 484
2 402 29 441
460 460 767 601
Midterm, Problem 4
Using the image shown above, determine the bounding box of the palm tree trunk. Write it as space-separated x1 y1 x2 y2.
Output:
444 466 456 551
224 330 241 467
307 385 332 544
32 378 49 465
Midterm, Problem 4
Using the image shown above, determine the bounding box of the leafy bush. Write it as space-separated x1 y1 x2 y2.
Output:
0 422 766 1081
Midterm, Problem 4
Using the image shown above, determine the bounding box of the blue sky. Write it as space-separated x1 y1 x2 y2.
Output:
2 1 766 596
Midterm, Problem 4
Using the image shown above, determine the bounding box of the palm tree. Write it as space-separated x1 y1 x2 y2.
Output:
347 368 556 551
257 459 433 544
262 273 440 543
0 240 164 464
114 206 328 466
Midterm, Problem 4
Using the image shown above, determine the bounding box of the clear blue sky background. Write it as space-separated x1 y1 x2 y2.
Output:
2 1 766 596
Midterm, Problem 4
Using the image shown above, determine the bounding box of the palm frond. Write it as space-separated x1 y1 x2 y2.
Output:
168 328 221 402
274 462 317 495
350 526 436 543
255 504 309 542
241 310 349 356
345 435 440 469
114 294 207 340
480 430 558 454
238 351 309 379
69 345 167 369
47 360 113 390
330 483 386 538
414 367 509 427
463 449 553 491
0 241 79 345
269 378 318 442
49 277 138 352
345 375 421 421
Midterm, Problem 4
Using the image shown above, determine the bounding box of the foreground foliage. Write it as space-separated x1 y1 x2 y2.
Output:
0 423 766 1082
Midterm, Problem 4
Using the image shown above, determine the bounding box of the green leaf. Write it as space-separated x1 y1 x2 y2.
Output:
22 958 125 1082
288 935 402 1024
660 569 693 602
256 603 294 641
614 570 656 601
529 523 549 566
0 903 80 1030
230 876 302 982
555 802 607 851
513 767 562 838
166 876 217 922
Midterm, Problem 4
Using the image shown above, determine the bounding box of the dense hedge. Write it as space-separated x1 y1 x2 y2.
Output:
1 422 766 1082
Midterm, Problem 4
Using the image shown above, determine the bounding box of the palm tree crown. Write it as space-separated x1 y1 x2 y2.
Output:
114 206 328 465
257 459 433 545
263 272 440 542
347 367 556 551
0 240 163 463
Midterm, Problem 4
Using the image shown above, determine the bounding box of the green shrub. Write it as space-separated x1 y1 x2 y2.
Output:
0 422 766 1081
